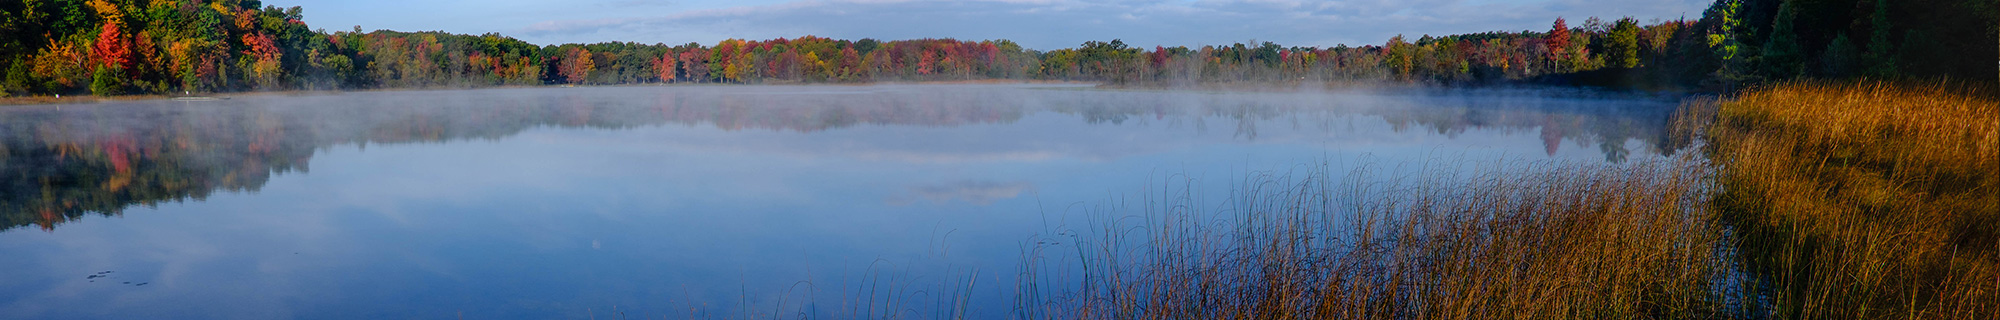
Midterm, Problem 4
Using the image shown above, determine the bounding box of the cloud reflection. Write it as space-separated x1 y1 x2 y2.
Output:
887 180 1036 206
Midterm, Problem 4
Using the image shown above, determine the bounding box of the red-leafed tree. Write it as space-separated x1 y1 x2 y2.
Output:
837 46 860 80
1150 46 1170 69
1547 17 1571 62
92 21 131 71
679 48 709 82
242 33 281 61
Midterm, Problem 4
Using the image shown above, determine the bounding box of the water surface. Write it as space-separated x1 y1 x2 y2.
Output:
0 84 1683 319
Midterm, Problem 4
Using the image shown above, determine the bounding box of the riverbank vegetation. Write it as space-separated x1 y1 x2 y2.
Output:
4 0 1992 97
1024 79 1992 318
1709 81 1997 318
1018 80 1998 319
1019 158 1735 319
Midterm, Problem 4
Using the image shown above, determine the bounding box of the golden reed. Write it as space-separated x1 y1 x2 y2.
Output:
1710 81 1997 319
1018 80 1996 320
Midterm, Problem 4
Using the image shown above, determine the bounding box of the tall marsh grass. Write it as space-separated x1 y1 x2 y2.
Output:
1017 157 1737 319
1709 81 1998 319
1016 81 1997 320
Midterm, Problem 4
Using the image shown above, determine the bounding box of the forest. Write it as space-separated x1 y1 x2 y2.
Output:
1 0 1994 96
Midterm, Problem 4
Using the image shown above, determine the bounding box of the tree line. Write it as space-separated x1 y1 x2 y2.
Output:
2 0 1992 97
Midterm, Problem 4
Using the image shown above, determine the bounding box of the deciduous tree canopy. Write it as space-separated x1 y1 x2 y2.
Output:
1 0 1991 97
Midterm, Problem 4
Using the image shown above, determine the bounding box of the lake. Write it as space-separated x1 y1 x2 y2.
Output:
0 84 1685 319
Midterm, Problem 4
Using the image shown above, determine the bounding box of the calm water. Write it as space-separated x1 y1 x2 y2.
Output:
0 84 1683 319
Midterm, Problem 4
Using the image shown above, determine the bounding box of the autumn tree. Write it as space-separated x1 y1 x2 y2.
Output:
653 49 677 82
89 20 131 95
90 21 130 72
560 47 593 84
679 46 709 83
243 32 283 88
836 46 860 81
801 51 825 81
1548 18 1571 70
1386 35 1415 79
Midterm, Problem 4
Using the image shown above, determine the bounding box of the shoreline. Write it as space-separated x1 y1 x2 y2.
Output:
3 77 1766 107
0 79 1107 107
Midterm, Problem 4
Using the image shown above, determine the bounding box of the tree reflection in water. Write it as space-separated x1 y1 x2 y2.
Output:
0 85 1682 232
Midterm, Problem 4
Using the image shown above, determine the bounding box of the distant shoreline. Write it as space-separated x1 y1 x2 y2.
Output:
0 79 1107 107
1 79 1704 108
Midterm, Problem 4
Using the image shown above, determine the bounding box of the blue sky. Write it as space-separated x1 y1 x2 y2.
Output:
270 0 1710 50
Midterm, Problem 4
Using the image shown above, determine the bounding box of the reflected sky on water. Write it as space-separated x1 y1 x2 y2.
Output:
0 84 1685 319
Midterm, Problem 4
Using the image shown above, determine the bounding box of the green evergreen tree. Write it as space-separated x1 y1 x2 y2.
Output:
1606 17 1642 68
90 65 125 96
1864 0 1898 77
1820 34 1860 78
1761 1 1804 78
3 61 31 96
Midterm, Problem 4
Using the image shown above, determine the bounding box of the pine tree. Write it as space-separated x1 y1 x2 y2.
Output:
1863 0 1897 78
90 65 125 96
1821 34 1860 78
1760 1 1803 78
1607 17 1642 68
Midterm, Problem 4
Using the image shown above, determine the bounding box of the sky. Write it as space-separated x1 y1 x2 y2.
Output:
268 0 1710 50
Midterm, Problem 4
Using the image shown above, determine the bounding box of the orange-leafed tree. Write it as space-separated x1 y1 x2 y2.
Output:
242 33 281 61
1547 17 1571 67
654 49 677 82
243 32 283 88
916 49 935 76
561 47 594 84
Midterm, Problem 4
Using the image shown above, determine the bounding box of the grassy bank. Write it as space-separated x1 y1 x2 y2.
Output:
1018 157 1736 319
1018 80 1996 319
1709 81 1998 319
